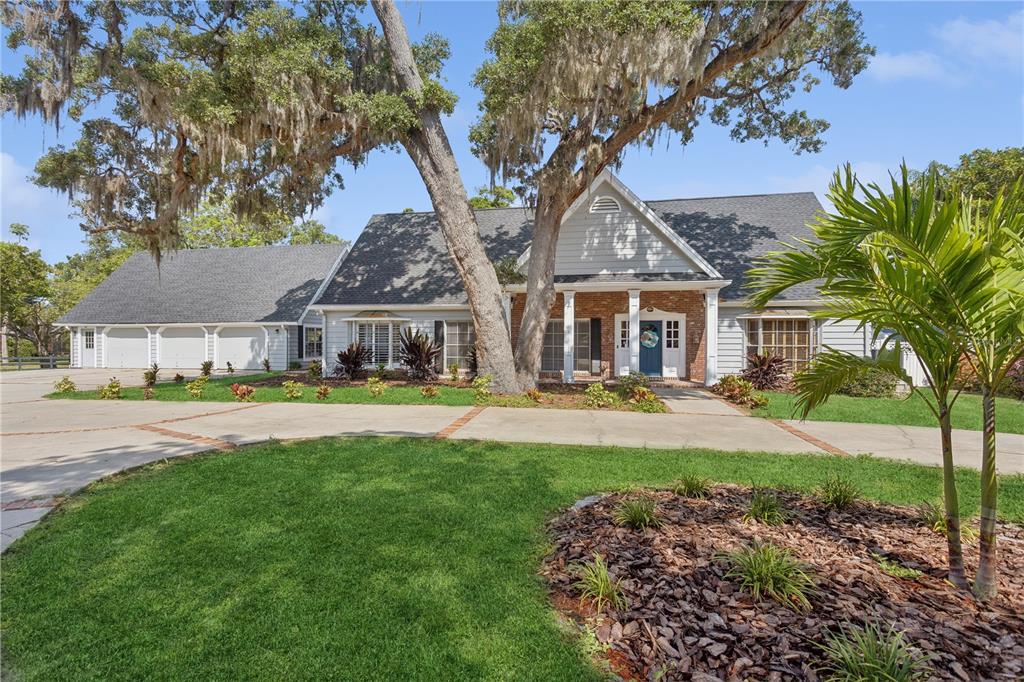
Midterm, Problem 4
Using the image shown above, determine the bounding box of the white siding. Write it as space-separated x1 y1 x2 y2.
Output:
821 318 870 357
205 328 215 363
266 326 287 370
70 329 79 367
717 309 747 376
148 327 158 365
554 181 699 276
94 329 104 367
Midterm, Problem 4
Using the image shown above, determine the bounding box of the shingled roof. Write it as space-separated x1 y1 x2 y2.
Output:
58 243 347 325
315 192 823 306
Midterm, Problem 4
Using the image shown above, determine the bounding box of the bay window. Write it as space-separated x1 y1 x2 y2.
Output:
745 318 816 371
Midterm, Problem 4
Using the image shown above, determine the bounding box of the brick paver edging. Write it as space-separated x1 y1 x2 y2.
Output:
1 496 63 511
769 419 850 456
134 424 237 451
435 406 486 439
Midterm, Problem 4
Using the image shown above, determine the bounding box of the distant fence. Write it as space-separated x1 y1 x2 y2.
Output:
899 347 930 388
1 356 71 371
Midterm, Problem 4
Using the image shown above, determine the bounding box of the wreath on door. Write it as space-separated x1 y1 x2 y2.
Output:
640 325 660 349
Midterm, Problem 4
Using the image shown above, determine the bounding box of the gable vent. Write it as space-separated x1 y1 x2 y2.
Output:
589 195 621 213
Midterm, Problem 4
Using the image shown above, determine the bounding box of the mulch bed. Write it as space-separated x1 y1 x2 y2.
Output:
541 486 1024 681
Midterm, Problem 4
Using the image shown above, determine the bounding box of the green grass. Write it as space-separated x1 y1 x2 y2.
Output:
48 372 478 406
754 391 1024 434
3 438 1023 681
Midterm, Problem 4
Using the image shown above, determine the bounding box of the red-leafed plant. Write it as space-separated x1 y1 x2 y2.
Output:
742 353 790 391
230 383 255 402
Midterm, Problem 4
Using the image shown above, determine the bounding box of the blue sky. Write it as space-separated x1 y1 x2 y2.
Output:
2 1 1022 264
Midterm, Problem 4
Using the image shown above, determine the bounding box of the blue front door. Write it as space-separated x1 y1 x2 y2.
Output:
639 321 662 376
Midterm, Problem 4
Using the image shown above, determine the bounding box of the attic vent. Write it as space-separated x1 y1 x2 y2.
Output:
590 196 621 213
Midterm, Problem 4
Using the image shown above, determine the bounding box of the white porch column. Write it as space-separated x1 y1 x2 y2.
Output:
562 291 575 383
628 289 640 372
502 294 513 337
322 313 329 373
704 289 719 386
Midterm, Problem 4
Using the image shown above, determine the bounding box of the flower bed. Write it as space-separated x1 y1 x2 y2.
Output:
542 485 1023 680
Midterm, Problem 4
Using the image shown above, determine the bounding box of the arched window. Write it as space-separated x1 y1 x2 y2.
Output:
589 195 621 213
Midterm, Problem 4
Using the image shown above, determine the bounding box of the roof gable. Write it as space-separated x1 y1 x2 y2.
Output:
58 243 348 325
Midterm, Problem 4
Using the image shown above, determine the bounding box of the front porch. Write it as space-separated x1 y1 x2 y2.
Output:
509 287 723 386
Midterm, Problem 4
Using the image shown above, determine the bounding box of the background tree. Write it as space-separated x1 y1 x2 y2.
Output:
468 186 516 209
177 198 344 248
910 147 1024 215
3 0 520 392
472 0 873 386
1 224 57 355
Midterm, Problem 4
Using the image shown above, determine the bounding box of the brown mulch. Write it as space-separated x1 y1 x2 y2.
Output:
244 373 447 388
541 487 1024 681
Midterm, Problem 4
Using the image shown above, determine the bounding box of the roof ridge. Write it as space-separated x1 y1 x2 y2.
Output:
646 191 818 203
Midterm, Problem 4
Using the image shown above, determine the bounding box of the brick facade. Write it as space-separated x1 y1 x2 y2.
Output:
510 290 707 381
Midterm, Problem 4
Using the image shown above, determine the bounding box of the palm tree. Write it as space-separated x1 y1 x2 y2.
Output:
746 165 1005 589
952 186 1024 599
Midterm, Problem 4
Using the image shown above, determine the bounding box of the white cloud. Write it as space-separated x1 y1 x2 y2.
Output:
932 10 1023 63
867 51 947 82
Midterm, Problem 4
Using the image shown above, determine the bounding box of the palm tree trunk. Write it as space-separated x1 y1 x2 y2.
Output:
975 384 998 599
938 402 969 588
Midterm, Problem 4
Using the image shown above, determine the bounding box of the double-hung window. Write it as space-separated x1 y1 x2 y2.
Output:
304 326 323 359
540 319 592 372
356 322 401 366
445 321 475 369
745 318 816 372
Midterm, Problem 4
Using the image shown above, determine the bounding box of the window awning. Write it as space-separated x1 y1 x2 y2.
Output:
737 310 811 320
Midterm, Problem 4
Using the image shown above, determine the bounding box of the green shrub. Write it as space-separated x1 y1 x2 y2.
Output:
612 496 663 530
365 377 385 398
616 371 649 398
282 380 304 400
97 377 123 400
672 474 712 499
288 360 301 371
173 373 185 383
262 358 271 372
711 375 768 408
817 474 861 511
721 541 814 610
471 374 493 402
307 360 322 380
420 384 439 399
226 361 235 374
373 363 388 380
582 383 617 409
143 363 160 387
574 553 627 612
448 363 460 383
819 623 931 681
870 553 922 580
200 360 213 376
837 367 897 398
185 375 208 399
743 489 788 525
316 383 332 401
53 375 77 394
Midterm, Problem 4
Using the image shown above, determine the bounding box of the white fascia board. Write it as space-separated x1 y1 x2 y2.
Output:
310 304 472 312
719 298 824 308
61 321 300 328
515 170 724 280
502 279 731 294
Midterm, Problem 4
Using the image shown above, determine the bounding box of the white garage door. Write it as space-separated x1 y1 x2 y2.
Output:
160 328 206 369
105 328 150 368
218 327 266 370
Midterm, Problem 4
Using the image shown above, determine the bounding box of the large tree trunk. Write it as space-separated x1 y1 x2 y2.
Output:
513 191 572 389
371 0 518 393
975 384 998 599
938 402 969 589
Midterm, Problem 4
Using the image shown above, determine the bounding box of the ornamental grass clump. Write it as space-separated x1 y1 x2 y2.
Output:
819 623 932 682
185 375 208 399
574 553 627 612
721 541 814 610
817 474 861 511
870 553 922 580
97 377 123 400
53 375 76 394
582 382 617 409
282 380 304 400
612 496 663 530
672 474 712 499
743 488 788 525
915 501 977 541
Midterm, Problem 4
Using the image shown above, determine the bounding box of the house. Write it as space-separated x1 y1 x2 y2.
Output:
311 171 869 383
57 244 347 370
62 172 871 381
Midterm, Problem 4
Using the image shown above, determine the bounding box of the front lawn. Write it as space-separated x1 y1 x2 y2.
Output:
754 390 1024 434
3 437 1022 680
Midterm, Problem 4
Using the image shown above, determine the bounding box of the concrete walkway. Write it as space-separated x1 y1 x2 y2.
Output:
2 369 1022 551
